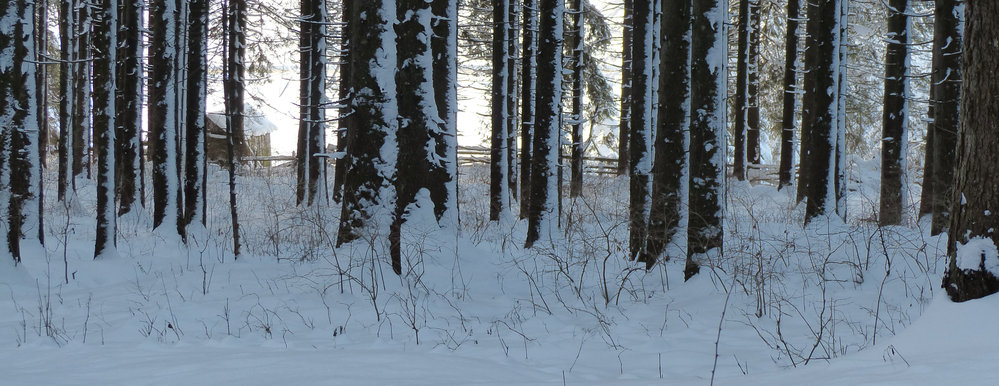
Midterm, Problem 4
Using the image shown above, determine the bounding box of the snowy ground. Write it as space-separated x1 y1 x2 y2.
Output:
2 162 997 385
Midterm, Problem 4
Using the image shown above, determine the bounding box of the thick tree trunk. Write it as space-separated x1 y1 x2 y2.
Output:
184 0 208 229
686 0 727 280
778 0 800 190
646 0 690 267
879 0 909 226
94 0 118 258
149 0 182 234
296 0 326 206
337 0 398 246
525 0 564 248
943 0 999 302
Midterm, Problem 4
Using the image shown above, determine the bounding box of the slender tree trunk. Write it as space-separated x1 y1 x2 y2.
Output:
525 0 564 248
629 0 654 264
569 0 584 198
183 0 207 230
333 0 353 203
798 0 843 223
93 0 118 258
35 0 47 169
617 0 632 175
58 0 75 201
72 3 90 180
942 0 999 302
222 0 244 258
879 0 909 226
646 0 690 267
116 0 143 215
296 0 325 206
778 0 800 190
746 0 760 167
490 0 511 221
520 0 538 218
431 0 459 225
337 0 398 246
507 0 519 203
686 0 727 280
927 0 963 235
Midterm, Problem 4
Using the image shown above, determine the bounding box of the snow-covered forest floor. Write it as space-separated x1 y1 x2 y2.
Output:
2 161 997 385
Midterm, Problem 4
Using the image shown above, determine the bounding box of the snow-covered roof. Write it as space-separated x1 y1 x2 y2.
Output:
205 112 279 136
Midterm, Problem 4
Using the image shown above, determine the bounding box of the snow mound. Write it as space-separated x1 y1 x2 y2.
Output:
956 237 999 275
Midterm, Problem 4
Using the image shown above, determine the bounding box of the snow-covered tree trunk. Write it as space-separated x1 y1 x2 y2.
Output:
3 0 40 262
332 0 353 203
34 0 47 171
942 0 999 302
525 0 564 248
431 0 459 226
878 0 909 226
686 0 727 280
778 0 800 190
490 0 510 221
507 0 519 203
392 0 444 275
629 0 654 264
734 0 760 181
222 0 246 258
925 0 963 235
646 0 690 267
93 0 118 259
149 0 182 235
798 0 843 223
116 0 143 215
183 0 207 230
337 0 398 246
568 0 584 198
519 0 538 218
617 0 632 176
72 3 90 180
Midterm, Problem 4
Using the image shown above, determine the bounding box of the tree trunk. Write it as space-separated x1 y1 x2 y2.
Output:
72 3 90 180
928 0 962 235
686 0 727 280
116 0 143 215
333 0 353 203
879 0 909 226
148 0 182 234
507 0 520 203
629 0 654 264
337 0 398 246
94 0 118 258
798 0 843 223
490 0 511 221
617 0 632 175
520 0 538 218
222 0 245 258
568 0 584 198
646 0 690 268
943 0 999 302
525 0 564 248
183 0 208 230
296 0 327 206
431 0 459 225
58 0 75 201
778 0 800 190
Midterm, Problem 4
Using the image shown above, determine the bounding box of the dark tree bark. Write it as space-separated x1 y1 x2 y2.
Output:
942 0 999 302
569 0 584 198
116 0 143 215
431 0 459 224
392 0 443 275
646 0 690 268
797 0 842 223
490 0 511 221
34 0 47 170
746 0 761 168
148 0 183 234
686 0 727 280
879 0 909 226
734 0 761 181
525 0 563 248
617 0 632 175
778 0 800 190
222 0 245 258
629 0 653 264
337 0 398 246
926 0 962 235
296 0 327 206
184 0 208 229
93 0 118 258
520 0 538 218
507 0 519 202
58 0 75 201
